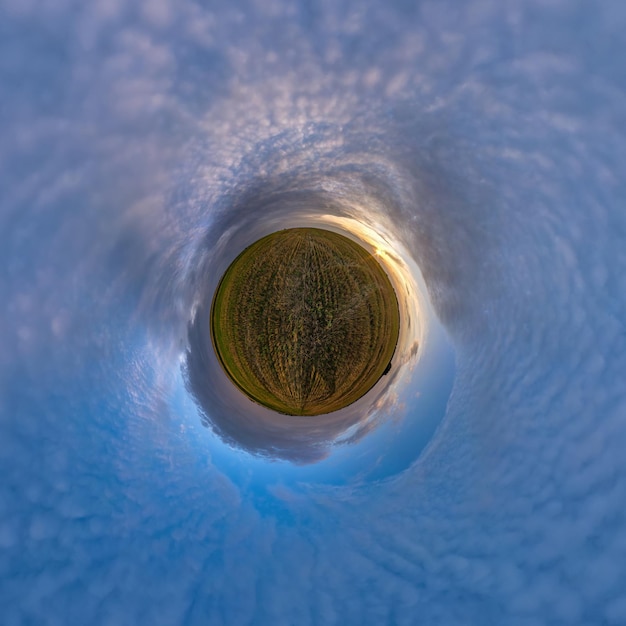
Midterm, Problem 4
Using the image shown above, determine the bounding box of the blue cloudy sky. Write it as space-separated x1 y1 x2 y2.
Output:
2 0 626 624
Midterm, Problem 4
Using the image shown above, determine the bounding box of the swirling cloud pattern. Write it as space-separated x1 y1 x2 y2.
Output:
2 0 626 624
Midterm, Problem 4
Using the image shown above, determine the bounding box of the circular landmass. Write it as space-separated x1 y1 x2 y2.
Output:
210 228 400 415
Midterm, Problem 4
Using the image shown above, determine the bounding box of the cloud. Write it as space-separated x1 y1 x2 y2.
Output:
2 0 626 624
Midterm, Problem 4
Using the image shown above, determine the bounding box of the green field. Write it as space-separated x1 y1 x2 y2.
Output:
210 228 400 416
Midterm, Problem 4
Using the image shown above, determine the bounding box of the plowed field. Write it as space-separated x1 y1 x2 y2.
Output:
210 228 400 415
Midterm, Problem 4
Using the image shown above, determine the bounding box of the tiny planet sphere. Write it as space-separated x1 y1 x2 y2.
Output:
211 228 400 415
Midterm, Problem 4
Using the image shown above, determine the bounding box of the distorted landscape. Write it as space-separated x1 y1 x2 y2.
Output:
211 228 400 415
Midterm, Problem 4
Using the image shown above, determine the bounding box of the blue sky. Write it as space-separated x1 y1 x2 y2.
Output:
2 0 626 624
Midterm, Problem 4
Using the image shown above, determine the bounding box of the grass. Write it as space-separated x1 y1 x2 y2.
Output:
210 228 400 416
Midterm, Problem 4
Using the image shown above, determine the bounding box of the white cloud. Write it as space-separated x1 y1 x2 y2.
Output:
2 0 626 624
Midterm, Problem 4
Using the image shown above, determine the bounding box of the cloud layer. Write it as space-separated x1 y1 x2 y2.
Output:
2 0 626 624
